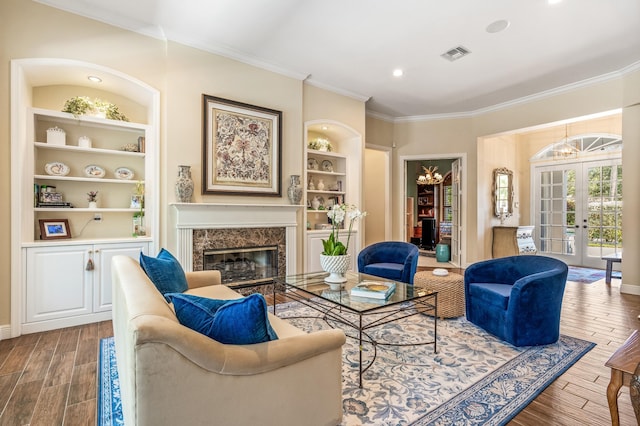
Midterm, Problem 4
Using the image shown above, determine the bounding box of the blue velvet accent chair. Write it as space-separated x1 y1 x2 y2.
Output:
357 241 420 284
464 255 568 347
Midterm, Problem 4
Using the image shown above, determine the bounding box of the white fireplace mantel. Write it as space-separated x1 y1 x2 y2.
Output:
170 203 302 274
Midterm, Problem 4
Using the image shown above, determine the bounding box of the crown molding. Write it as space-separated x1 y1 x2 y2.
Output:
469 61 640 117
365 110 396 123
394 111 473 123
304 78 371 103
382 60 640 123
171 33 311 81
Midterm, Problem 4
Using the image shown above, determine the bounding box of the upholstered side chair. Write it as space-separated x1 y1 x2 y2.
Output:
357 241 420 284
464 255 568 347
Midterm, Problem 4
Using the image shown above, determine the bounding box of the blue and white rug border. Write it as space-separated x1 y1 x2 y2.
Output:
412 335 595 425
98 337 123 426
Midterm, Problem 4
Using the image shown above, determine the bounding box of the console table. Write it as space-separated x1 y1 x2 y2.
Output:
605 330 640 425
603 252 622 285
492 226 537 258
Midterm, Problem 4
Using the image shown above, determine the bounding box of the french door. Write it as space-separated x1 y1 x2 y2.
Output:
533 159 622 268
450 159 462 266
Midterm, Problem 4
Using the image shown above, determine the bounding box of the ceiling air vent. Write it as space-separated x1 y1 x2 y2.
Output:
441 46 471 62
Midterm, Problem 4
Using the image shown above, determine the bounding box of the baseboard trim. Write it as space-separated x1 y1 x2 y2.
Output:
0 324 12 341
620 283 640 296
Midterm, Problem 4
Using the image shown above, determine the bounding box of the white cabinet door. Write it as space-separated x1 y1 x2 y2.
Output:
93 242 150 312
306 231 357 273
25 245 92 322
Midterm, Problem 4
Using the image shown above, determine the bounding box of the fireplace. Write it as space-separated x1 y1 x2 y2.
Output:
203 245 278 286
170 203 301 277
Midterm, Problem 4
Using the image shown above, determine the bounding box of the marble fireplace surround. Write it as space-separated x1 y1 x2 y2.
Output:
170 203 301 274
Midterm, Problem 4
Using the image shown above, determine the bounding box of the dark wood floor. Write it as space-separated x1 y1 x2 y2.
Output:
0 273 639 425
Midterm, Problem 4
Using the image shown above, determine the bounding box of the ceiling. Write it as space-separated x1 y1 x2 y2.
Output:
35 0 640 119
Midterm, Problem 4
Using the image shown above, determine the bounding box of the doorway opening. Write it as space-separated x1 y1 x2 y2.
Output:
364 145 392 246
402 154 465 268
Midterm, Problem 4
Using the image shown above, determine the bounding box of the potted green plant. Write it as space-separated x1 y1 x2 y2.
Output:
320 204 366 286
62 96 129 121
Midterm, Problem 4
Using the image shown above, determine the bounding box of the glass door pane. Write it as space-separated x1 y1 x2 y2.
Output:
583 161 622 266
536 167 579 262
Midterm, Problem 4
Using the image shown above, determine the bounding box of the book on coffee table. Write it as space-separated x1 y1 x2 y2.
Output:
350 281 396 300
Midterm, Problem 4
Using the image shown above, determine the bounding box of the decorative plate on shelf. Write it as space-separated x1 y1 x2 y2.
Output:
307 157 319 170
114 167 135 180
321 160 334 172
44 162 70 176
84 164 106 178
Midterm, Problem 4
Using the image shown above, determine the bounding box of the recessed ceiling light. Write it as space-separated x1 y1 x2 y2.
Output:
87 75 102 83
393 69 404 77
321 125 329 130
486 19 510 34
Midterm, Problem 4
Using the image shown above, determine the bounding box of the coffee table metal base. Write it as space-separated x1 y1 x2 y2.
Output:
274 285 438 388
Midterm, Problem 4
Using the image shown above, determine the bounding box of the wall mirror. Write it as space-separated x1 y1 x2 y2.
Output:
492 167 513 218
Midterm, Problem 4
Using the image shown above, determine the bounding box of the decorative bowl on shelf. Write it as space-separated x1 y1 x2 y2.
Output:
84 164 106 178
114 167 134 180
307 157 319 170
44 162 70 176
322 160 334 172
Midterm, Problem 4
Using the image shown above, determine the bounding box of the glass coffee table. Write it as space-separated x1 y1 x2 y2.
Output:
272 271 438 388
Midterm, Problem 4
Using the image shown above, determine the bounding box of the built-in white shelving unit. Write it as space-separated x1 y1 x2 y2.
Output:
303 120 363 272
10 58 159 335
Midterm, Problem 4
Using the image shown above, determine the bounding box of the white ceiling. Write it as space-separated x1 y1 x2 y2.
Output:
35 0 640 119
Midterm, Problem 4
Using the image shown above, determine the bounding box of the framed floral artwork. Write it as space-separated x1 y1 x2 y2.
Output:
202 95 282 196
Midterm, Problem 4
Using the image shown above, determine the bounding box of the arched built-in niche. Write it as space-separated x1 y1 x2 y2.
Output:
10 58 160 337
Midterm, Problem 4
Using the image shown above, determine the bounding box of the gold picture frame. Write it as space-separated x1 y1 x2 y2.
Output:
202 95 282 196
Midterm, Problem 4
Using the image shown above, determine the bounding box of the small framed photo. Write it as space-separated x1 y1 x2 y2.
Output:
39 219 71 240
130 195 144 209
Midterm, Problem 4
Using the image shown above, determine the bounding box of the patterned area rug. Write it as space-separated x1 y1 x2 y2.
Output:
567 266 622 283
99 302 594 426
567 266 613 283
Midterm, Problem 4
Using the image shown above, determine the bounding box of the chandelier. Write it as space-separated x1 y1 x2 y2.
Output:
416 165 444 185
553 125 579 159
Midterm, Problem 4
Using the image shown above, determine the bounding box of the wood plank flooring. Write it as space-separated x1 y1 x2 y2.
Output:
0 274 639 425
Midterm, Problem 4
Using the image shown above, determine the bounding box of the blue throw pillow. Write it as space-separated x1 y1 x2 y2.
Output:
140 248 189 297
168 293 278 345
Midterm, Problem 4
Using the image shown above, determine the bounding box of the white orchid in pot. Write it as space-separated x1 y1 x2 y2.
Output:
321 204 367 285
